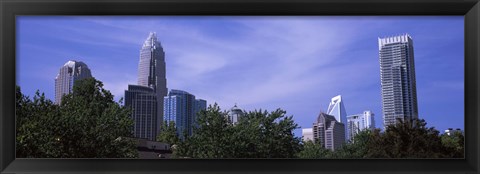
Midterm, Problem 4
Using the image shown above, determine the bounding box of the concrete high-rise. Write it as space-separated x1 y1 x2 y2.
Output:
346 110 375 142
125 32 168 140
125 85 158 140
379 34 419 127
312 112 345 151
54 60 92 104
163 89 206 137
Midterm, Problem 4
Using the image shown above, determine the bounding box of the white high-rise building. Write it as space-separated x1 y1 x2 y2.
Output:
378 34 419 127
54 60 92 104
346 110 375 142
327 95 347 140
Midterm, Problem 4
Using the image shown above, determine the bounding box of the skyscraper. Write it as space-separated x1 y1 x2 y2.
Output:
378 34 419 127
54 60 92 104
163 89 206 137
125 32 168 140
312 112 345 151
138 32 168 134
326 95 347 140
124 85 158 140
346 110 375 142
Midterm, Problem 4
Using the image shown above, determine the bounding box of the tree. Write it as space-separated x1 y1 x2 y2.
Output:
296 141 332 158
174 104 302 158
366 118 446 158
440 131 464 158
179 103 233 158
157 121 179 146
16 78 138 158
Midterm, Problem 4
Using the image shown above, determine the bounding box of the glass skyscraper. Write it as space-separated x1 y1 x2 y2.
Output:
125 32 168 141
54 60 92 104
163 89 206 137
378 34 419 127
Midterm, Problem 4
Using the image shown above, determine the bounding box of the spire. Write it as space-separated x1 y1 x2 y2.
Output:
143 32 162 48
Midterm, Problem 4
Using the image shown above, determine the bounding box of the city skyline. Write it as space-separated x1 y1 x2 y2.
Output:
16 16 464 137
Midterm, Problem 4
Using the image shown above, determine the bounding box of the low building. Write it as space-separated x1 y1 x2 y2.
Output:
135 138 172 159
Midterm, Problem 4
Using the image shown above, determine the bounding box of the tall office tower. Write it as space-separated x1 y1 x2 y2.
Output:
346 110 375 142
327 95 347 140
302 128 314 142
312 112 345 151
163 89 206 137
54 60 92 104
138 32 168 134
379 34 419 127
124 85 158 141
228 104 244 124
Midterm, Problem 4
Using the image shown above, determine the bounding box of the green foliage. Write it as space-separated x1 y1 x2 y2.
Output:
440 131 464 158
157 121 180 146
16 78 138 158
296 119 464 159
174 104 302 158
296 141 332 158
367 119 446 158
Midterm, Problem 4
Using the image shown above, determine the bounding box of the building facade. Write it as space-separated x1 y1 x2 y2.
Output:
163 89 206 137
138 32 168 134
54 60 92 104
125 85 158 141
346 110 375 142
379 34 419 127
312 112 345 151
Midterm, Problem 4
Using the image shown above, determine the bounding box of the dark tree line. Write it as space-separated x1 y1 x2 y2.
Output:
16 78 138 158
297 119 464 158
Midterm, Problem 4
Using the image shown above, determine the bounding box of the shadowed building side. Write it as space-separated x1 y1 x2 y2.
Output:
125 85 158 141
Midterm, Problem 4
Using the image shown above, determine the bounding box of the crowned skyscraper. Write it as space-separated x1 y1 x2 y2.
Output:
54 60 92 104
125 32 168 140
327 95 347 140
138 32 168 134
378 34 418 127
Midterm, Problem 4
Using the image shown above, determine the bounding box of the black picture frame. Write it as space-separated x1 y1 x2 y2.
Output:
1 0 479 173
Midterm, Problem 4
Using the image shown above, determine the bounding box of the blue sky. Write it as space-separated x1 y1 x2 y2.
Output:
16 16 464 137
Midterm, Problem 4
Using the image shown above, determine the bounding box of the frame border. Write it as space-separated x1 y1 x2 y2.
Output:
1 0 479 173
